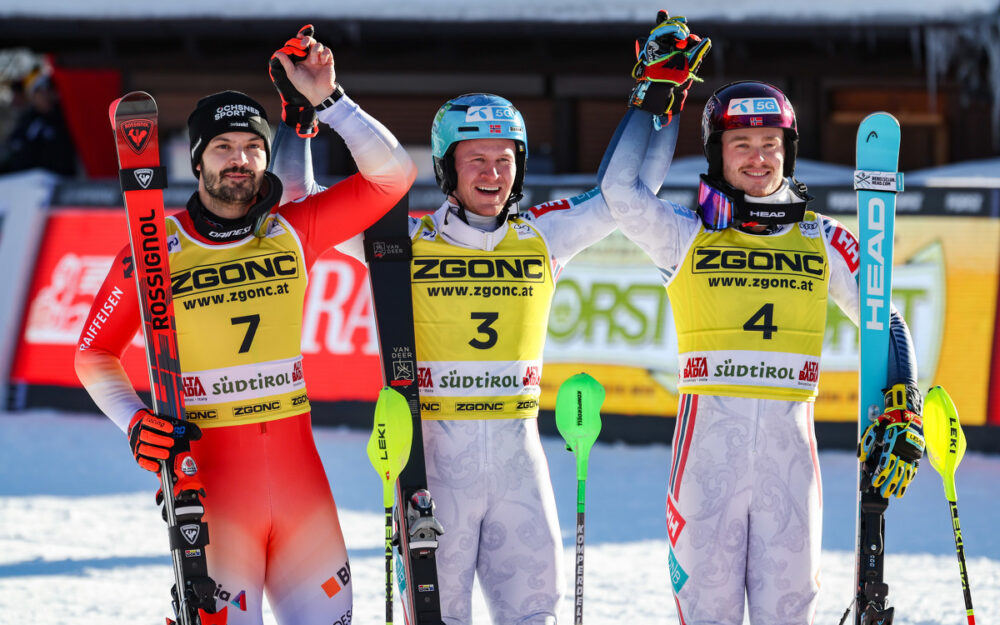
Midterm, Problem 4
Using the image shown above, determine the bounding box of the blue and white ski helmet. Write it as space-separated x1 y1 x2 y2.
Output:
431 93 528 205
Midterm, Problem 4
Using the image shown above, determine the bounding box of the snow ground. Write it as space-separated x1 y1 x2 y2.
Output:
1 411 998 624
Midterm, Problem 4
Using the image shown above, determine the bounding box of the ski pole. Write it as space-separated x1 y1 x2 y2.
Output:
367 387 414 625
923 385 976 625
555 372 605 625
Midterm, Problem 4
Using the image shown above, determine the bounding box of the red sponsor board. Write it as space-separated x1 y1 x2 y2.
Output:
11 207 384 401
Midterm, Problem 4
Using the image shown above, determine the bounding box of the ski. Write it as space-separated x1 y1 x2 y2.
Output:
109 91 226 625
851 112 903 625
364 197 445 625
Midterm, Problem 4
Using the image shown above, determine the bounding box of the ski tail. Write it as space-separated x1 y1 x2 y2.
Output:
111 91 225 625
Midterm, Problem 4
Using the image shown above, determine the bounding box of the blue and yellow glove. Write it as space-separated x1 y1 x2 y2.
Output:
858 383 925 498
629 11 711 125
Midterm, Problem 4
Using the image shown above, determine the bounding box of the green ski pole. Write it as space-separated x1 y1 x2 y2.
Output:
555 372 605 625
367 387 414 625
923 385 976 625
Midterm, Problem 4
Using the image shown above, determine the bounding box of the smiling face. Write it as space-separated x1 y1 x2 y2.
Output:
720 127 786 197
197 131 267 218
449 138 517 217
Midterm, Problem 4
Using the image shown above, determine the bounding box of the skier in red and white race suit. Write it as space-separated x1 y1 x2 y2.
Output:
598 13 925 625
75 32 416 625
271 86 673 622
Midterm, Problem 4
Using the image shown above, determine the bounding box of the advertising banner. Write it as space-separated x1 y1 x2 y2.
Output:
541 216 999 425
0 170 57 410
11 190 1000 426
10 208 383 402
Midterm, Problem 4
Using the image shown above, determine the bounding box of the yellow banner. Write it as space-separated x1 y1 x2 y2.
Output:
541 216 1000 425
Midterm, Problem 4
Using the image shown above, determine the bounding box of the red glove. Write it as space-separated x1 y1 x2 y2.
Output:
127 409 201 473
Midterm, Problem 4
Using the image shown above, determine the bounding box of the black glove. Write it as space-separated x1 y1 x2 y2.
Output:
630 11 711 123
269 24 320 138
128 409 202 474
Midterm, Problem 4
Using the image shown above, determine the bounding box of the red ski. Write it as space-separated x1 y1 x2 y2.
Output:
109 91 226 625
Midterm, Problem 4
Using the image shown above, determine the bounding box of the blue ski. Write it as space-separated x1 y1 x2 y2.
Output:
851 112 903 625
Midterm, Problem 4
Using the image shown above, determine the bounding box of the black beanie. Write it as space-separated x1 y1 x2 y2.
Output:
187 91 271 177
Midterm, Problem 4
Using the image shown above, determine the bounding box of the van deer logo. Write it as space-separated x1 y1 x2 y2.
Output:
120 119 153 154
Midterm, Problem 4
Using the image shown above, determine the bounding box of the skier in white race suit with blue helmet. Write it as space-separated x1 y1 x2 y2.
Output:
271 83 680 620
598 12 925 625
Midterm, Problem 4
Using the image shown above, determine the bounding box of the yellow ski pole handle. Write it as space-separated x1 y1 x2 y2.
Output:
922 386 975 624
367 387 413 625
368 387 413 505
923 385 967 502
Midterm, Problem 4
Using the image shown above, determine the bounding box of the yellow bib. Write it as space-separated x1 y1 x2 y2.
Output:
167 215 311 427
411 217 554 419
667 215 830 401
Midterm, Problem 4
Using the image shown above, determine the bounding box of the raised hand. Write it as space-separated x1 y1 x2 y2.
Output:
269 24 321 138
629 11 712 124
270 25 337 111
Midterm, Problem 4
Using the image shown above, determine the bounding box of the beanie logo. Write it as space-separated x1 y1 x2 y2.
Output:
214 104 261 121
119 119 153 155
